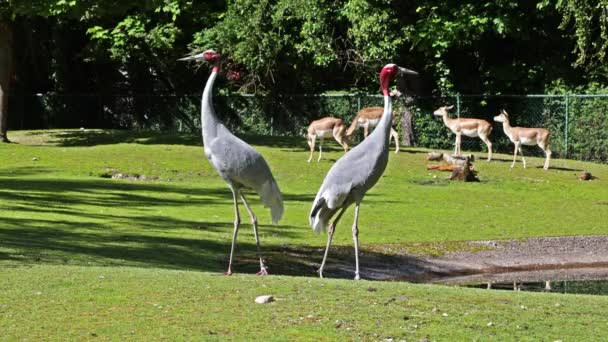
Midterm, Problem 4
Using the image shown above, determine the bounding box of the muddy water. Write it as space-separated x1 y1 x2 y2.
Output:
465 279 608 296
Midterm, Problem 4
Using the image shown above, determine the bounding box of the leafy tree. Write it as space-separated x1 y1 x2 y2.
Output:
539 0 608 78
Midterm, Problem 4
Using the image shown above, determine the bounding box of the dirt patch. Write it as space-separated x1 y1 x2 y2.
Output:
273 236 608 283
99 168 159 181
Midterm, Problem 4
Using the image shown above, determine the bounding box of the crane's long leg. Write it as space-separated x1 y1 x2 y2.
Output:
319 207 348 279
352 203 361 280
226 188 241 276
239 193 268 275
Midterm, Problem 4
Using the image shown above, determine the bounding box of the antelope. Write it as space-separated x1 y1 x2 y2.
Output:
307 117 350 162
493 109 551 170
346 107 400 153
433 105 493 161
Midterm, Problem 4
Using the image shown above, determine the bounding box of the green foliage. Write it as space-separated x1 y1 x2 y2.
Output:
540 0 608 71
341 0 403 61
403 1 519 94
546 81 608 162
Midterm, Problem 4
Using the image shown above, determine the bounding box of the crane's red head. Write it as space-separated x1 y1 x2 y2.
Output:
202 50 221 64
178 49 222 72
379 64 418 96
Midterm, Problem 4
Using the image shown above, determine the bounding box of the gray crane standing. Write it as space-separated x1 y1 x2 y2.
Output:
179 50 283 275
309 64 417 280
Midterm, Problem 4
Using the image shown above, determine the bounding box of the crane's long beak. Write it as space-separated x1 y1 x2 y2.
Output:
178 52 206 61
398 67 418 76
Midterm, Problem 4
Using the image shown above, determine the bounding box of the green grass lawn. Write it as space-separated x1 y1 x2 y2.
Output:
1 129 607 339
2 265 608 340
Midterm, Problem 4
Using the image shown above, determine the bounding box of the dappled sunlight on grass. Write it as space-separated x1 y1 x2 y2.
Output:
1 129 608 276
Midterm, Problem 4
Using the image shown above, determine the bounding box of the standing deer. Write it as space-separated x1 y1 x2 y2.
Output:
307 117 350 162
493 109 551 170
346 107 400 153
433 105 493 161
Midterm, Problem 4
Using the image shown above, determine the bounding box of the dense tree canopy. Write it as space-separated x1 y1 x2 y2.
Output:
0 0 607 132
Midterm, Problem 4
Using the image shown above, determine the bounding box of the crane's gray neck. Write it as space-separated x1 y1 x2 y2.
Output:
377 95 393 139
201 70 221 144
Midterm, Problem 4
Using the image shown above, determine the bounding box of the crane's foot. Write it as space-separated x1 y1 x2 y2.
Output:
256 267 269 276
354 274 361 280
224 270 233 276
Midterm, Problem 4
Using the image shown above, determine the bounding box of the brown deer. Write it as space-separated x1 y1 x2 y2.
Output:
346 107 400 153
307 117 350 162
493 109 551 170
433 105 493 161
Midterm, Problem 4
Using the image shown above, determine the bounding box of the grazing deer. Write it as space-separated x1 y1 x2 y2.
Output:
307 117 350 162
433 105 493 161
346 107 400 153
493 109 551 170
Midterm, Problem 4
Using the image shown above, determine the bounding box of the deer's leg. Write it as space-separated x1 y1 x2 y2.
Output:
390 128 399 153
480 134 492 161
239 193 267 275
319 207 348 279
518 145 526 168
352 203 361 280
307 134 316 163
333 127 348 152
363 123 370 138
455 133 462 155
226 187 241 276
317 136 324 162
511 142 520 168
539 141 551 170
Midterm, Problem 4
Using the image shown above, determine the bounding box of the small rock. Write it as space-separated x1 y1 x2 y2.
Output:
487 322 493 327
32 157 39 161
255 295 274 304
579 171 592 181
442 313 449 317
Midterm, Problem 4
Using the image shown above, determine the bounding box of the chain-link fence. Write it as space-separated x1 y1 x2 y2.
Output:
8 93 608 162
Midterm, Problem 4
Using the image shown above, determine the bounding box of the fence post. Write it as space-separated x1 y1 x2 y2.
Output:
456 94 461 118
357 95 361 113
564 94 569 158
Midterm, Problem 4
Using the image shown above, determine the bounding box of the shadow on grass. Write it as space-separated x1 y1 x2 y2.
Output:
0 174 433 280
22 129 310 150
537 165 584 172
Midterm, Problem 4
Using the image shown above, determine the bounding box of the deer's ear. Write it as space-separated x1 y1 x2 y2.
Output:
446 105 454 110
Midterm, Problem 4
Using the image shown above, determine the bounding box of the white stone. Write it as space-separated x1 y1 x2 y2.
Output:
255 295 274 304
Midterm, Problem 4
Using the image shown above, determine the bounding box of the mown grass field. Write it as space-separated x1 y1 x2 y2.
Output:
1 129 607 340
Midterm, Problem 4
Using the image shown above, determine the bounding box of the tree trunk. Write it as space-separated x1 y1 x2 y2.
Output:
400 96 416 146
0 22 14 142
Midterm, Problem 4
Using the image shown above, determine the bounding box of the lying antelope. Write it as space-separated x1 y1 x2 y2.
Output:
433 105 493 161
493 109 551 170
306 117 349 162
346 107 400 153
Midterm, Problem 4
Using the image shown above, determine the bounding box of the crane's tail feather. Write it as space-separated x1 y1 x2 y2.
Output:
257 178 284 224
309 197 337 234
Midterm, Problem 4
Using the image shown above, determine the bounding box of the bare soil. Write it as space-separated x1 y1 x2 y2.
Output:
279 235 608 283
